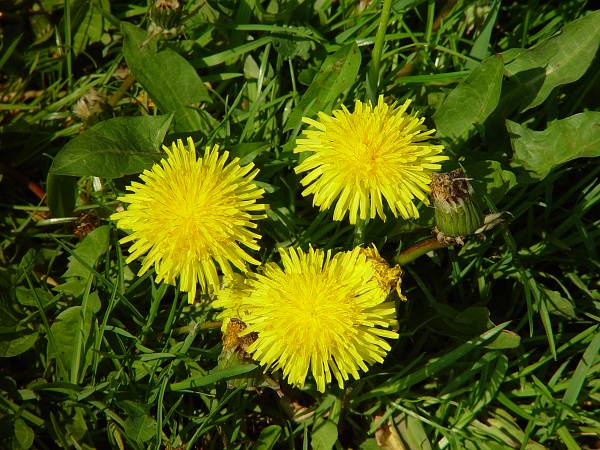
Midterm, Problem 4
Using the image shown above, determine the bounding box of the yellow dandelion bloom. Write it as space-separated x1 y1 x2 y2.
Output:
111 137 267 302
225 247 398 393
294 95 448 224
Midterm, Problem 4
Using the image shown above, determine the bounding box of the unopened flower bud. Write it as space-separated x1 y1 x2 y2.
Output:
149 0 183 30
430 169 483 240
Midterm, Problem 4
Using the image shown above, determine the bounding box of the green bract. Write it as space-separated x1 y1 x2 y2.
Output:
431 169 483 239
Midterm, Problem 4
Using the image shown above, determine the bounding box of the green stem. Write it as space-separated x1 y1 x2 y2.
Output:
63 0 72 88
353 218 367 247
173 321 222 335
367 0 393 103
393 238 449 265
0 396 44 427
424 0 435 47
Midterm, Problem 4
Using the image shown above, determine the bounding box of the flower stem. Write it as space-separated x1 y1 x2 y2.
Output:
173 321 222 335
393 238 450 265
367 0 393 103
353 218 367 247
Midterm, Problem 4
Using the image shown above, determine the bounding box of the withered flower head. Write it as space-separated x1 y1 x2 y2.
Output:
150 0 184 29
359 245 406 301
430 169 483 240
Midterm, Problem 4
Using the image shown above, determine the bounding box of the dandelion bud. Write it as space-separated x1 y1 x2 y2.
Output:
149 0 183 30
430 169 483 240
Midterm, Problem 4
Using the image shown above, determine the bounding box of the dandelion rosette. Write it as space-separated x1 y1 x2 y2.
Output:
214 247 399 392
294 95 448 224
111 137 266 302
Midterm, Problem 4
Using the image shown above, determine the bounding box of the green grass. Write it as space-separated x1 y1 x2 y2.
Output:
1 0 599 449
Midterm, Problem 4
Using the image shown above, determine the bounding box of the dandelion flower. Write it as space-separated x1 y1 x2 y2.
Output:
111 137 266 302
216 247 398 392
294 95 448 224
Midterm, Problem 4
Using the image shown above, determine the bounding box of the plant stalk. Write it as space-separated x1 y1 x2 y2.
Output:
367 0 393 103
393 238 450 265
173 321 222 335
353 217 367 247
63 0 73 88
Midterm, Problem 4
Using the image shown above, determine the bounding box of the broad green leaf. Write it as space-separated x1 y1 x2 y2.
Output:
0 331 38 357
70 289 103 383
14 418 34 450
312 396 341 450
15 286 53 307
169 364 258 390
121 401 155 444
17 250 37 283
465 160 517 204
253 425 283 450
503 10 600 112
285 44 361 133
50 115 172 178
63 406 88 441
47 293 101 372
121 22 210 132
485 330 521 350
508 112 600 180
63 225 110 280
359 439 380 450
434 55 503 140
53 279 88 298
46 173 78 217
124 414 155 444
544 289 576 319
273 36 312 60
436 305 491 336
312 420 338 450
30 11 53 45
68 0 104 55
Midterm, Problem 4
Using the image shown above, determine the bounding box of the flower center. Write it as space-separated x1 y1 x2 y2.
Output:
276 272 359 352
156 182 232 253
